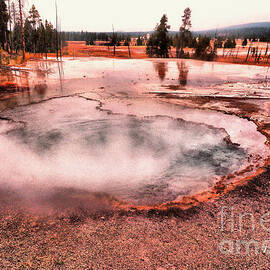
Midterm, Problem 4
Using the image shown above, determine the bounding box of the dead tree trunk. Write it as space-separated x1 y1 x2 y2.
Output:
8 0 13 56
254 47 258 61
55 1 59 59
128 43 131 58
235 48 239 59
257 49 262 63
112 25 116 56
245 45 251 62
267 53 270 64
265 43 269 57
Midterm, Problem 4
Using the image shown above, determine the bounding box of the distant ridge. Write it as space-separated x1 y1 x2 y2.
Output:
193 22 270 37
198 22 270 32
64 22 270 41
113 22 270 35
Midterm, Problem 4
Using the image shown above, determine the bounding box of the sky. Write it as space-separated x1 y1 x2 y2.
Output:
25 0 270 32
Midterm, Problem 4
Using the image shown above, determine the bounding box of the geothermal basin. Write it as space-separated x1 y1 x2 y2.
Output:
0 58 269 207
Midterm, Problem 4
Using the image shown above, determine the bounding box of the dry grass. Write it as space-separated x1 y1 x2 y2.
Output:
3 42 270 67
62 41 148 59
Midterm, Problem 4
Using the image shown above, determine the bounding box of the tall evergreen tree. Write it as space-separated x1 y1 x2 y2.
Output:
137 36 143 46
7 0 13 55
146 14 171 58
37 22 46 53
176 7 192 58
0 0 9 50
23 18 33 52
27 5 41 53
45 20 57 53
18 0 25 59
13 21 22 53
28 4 41 28
11 1 17 29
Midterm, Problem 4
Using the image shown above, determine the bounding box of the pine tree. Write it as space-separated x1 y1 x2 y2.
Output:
23 18 33 52
45 20 57 53
194 36 212 60
37 22 46 54
177 7 192 58
13 21 22 53
27 5 41 53
181 8 192 31
224 38 236 48
11 1 17 25
137 36 143 46
242 38 248 47
18 0 25 59
146 14 171 58
28 4 41 29
0 0 9 50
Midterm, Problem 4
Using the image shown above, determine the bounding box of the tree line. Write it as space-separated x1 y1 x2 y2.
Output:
1 1 268 62
145 9 257 60
65 32 110 42
146 8 217 60
65 31 147 46
195 27 270 42
0 0 62 60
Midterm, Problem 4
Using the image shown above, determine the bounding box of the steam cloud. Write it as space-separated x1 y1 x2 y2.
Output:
0 97 246 206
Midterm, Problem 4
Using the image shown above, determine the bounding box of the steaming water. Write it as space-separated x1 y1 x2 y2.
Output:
0 57 269 206
0 97 247 205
